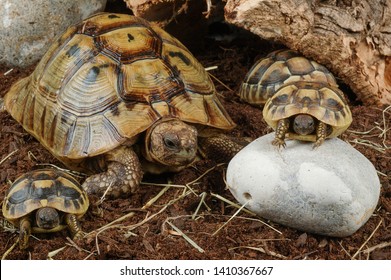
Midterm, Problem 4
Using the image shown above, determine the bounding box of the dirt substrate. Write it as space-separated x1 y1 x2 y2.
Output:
0 13 390 260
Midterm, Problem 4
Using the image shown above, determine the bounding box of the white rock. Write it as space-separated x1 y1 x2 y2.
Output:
226 133 381 237
0 0 107 68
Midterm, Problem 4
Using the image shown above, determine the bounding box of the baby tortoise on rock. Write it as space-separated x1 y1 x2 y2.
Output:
2 13 241 198
2 169 89 249
239 49 338 106
263 81 352 148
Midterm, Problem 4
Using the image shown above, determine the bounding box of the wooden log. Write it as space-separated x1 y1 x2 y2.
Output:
123 0 215 50
225 0 391 105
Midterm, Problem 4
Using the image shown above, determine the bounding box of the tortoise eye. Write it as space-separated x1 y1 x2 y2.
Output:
164 135 180 150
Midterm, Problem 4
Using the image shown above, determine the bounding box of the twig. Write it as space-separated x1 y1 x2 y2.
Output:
124 201 174 237
210 193 282 234
1 239 18 260
4 68 14 76
210 193 256 216
47 246 67 259
205 66 218 71
88 185 173 255
203 0 214 18
186 163 226 187
213 201 248 236
166 221 205 253
362 241 391 254
88 185 172 235
338 241 352 259
352 219 383 259
349 138 386 153
192 192 209 219
207 72 233 92
229 246 287 259
65 236 93 255
0 149 19 166
98 182 113 205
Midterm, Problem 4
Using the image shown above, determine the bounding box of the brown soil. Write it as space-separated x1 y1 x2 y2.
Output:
0 9 390 260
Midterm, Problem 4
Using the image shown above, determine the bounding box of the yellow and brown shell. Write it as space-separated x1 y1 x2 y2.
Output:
2 169 89 222
4 13 235 161
239 49 338 106
263 81 352 141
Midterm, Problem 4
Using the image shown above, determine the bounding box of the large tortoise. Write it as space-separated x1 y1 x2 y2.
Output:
239 49 338 106
2 13 239 198
2 169 89 249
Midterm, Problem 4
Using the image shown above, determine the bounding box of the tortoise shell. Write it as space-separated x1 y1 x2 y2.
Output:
4 13 235 160
2 169 89 222
239 49 338 106
263 81 352 141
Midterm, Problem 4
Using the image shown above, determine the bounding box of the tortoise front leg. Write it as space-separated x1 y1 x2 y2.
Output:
272 119 290 148
19 216 32 249
64 213 83 240
82 146 143 198
314 122 328 148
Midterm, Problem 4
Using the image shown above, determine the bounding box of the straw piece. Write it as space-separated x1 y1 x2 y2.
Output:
166 221 205 253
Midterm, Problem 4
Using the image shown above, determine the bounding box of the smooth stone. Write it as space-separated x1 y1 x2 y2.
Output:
226 133 381 237
0 0 107 68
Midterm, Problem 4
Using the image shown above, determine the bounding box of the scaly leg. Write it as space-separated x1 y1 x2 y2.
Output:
19 217 32 249
65 213 83 239
272 119 289 148
314 122 327 148
82 146 143 198
198 134 252 163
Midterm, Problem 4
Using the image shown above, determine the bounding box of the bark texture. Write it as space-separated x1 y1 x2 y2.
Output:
123 0 215 50
225 0 391 105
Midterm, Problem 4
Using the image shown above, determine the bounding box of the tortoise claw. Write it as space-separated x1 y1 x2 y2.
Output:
313 138 324 149
272 138 286 149
72 231 86 240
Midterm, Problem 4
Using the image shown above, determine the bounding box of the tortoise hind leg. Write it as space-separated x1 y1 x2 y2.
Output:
19 216 32 249
82 146 143 198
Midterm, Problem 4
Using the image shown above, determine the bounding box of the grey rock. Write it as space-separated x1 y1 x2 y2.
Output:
226 133 380 237
0 0 107 68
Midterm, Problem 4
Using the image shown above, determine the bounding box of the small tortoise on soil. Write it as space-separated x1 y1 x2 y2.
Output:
239 49 338 106
2 169 89 249
2 13 240 198
263 81 353 148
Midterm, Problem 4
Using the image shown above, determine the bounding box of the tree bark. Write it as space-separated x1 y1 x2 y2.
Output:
225 0 391 106
123 0 213 50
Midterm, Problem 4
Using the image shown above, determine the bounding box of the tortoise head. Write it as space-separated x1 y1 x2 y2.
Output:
144 118 198 167
292 114 316 136
35 207 60 230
